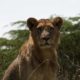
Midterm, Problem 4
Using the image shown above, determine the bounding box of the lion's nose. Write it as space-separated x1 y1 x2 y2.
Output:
41 30 50 42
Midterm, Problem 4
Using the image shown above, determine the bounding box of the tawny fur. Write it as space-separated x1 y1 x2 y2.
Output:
2 17 63 80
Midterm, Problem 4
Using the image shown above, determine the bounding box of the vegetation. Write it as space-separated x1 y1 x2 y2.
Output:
0 16 80 80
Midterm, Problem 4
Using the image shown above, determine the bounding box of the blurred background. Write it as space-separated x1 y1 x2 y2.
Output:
0 0 80 80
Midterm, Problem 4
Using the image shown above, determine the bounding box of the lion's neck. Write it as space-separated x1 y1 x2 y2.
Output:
31 44 57 63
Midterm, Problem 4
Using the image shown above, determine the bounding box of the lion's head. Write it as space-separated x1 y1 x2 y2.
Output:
27 17 63 49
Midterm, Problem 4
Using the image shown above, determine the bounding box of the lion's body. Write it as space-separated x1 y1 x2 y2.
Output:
2 17 63 80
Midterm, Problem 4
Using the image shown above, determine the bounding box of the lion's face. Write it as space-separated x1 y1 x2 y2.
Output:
27 17 63 48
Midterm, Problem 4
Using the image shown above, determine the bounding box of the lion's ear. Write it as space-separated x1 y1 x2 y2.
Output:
27 18 38 30
52 17 63 29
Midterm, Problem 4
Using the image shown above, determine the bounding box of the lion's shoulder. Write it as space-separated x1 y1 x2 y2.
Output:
19 35 34 56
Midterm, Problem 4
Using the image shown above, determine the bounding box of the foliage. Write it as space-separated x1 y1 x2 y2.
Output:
11 20 27 27
61 19 73 31
69 16 80 21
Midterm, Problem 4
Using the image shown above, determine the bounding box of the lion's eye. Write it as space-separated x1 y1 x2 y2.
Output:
37 27 43 31
48 27 54 32
37 27 43 34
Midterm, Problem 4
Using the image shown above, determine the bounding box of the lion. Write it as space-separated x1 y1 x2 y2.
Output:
2 17 63 80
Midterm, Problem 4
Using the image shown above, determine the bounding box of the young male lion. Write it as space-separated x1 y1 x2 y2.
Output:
2 17 63 80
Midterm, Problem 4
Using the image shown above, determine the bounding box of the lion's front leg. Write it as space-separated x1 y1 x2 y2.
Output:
2 58 19 80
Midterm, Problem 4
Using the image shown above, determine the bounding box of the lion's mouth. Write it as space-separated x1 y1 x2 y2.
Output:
44 42 50 46
40 42 53 48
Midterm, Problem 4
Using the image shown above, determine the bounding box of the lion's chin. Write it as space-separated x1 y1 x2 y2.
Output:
41 46 51 49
